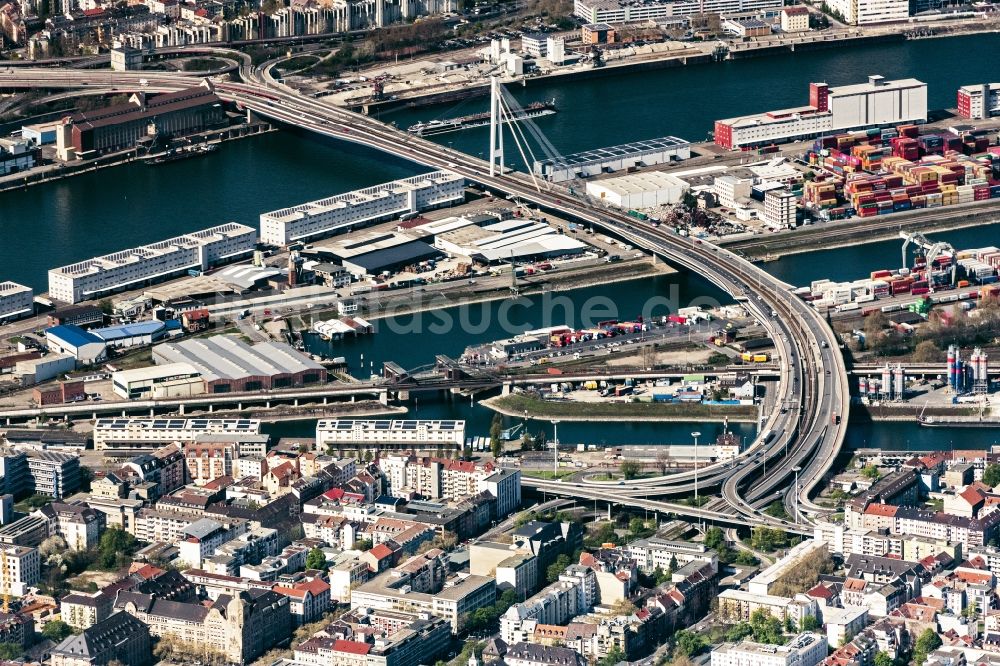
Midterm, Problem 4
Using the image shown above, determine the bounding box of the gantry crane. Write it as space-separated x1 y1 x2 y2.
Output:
900 231 958 288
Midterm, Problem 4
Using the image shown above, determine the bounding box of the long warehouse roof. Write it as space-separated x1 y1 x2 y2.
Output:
153 336 324 382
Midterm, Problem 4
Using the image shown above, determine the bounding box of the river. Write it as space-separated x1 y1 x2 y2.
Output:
5 33 1000 451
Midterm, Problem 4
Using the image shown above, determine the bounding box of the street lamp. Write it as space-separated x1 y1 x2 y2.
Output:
551 420 560 476
691 431 701 503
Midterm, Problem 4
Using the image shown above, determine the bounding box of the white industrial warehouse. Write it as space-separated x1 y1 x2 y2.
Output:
259 170 466 246
47 223 257 304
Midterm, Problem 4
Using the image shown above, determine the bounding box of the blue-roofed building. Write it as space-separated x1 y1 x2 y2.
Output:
92 320 181 349
45 324 107 366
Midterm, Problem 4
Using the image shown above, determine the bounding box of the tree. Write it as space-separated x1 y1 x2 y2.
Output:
764 501 789 520
620 461 641 480
726 622 753 641
674 629 707 657
749 608 784 645
860 465 881 481
874 652 893 666
305 547 327 571
800 615 821 632
42 619 74 642
964 600 979 619
490 414 504 459
0 645 21 660
912 340 942 363
600 647 627 666
913 628 942 666
704 526 725 550
97 527 137 570
983 464 1000 488
354 538 373 551
610 598 638 616
546 554 572 583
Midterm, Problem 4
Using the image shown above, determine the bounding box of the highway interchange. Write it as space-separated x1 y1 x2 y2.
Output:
0 57 849 534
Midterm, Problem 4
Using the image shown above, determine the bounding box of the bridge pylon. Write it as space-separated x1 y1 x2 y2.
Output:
489 76 504 176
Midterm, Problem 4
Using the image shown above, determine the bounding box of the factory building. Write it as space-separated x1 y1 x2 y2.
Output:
417 216 587 264
0 282 33 322
534 136 691 183
111 362 206 400
14 354 76 385
0 138 40 176
715 76 927 150
45 325 108 366
825 0 908 24
92 320 180 349
93 417 262 451
957 83 1000 120
48 223 257 304
259 171 465 246
152 336 327 393
312 231 443 278
59 81 226 156
573 0 782 22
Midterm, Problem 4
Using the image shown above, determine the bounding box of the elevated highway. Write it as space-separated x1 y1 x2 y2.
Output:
0 66 850 530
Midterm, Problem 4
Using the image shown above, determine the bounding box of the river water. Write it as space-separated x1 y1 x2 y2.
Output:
5 33 1000 449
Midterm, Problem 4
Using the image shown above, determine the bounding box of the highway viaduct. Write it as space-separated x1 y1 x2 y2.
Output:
0 65 851 531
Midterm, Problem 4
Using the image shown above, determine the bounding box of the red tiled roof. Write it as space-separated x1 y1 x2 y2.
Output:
807 583 834 599
865 503 898 517
333 640 371 655
369 544 393 560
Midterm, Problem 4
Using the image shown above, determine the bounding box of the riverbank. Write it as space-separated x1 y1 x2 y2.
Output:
482 393 759 422
722 202 1000 261
850 403 979 422
298 257 672 327
0 122 275 193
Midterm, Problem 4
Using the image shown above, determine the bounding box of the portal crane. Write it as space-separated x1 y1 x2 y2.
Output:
899 231 957 288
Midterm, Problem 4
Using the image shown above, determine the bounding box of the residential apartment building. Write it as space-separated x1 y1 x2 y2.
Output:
61 591 114 631
318 420 466 455
717 589 819 627
626 537 719 574
0 544 39 596
351 572 495 633
501 566 599 644
37 502 104 551
711 633 827 666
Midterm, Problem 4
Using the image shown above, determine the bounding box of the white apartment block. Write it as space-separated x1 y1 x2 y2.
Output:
317 420 465 450
825 0 908 24
501 566 598 644
259 171 465 246
1 545 40 596
0 282 33 322
574 0 781 23
763 190 797 230
711 633 827 666
626 537 719 574
48 223 256 304
93 417 262 451
717 589 819 626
